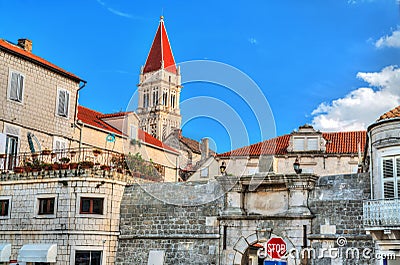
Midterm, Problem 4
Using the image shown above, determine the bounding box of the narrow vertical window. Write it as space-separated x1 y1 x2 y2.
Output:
57 89 70 117
8 71 24 102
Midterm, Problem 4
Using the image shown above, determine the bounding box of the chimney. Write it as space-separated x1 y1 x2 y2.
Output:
18 39 32 52
201 138 209 159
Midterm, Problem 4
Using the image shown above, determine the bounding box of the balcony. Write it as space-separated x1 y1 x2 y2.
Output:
363 199 400 227
0 148 164 182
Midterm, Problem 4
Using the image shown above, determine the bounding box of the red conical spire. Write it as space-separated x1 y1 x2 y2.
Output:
143 16 177 74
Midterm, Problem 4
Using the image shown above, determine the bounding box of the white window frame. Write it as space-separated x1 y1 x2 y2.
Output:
76 194 107 219
0 196 12 219
7 69 25 103
56 88 70 118
34 194 58 219
381 155 400 199
71 246 105 265
53 137 67 151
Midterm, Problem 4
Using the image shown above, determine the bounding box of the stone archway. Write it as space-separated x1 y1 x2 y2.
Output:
231 233 297 265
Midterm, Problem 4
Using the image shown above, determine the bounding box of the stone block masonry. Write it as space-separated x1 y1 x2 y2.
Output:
116 182 224 265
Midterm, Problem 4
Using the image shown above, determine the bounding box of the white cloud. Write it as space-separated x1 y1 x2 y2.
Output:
311 66 400 131
96 0 135 19
375 28 400 48
248 38 258 45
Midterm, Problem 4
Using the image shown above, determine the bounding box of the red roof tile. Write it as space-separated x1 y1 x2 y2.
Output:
0 39 83 82
143 17 177 74
217 131 366 157
138 129 177 153
77 106 122 134
378 105 400 121
77 106 177 153
98 111 133 119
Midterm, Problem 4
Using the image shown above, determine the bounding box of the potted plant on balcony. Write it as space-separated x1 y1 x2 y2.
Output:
13 166 24 173
41 149 51 156
100 165 111 171
93 149 102 157
59 157 70 169
70 162 79 169
79 161 94 169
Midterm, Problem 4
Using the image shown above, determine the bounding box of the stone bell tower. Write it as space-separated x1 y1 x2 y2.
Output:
136 16 182 141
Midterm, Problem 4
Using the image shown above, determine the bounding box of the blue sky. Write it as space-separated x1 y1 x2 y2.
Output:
1 0 399 153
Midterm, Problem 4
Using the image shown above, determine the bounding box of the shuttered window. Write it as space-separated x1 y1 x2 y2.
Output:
382 156 400 199
8 71 24 102
307 137 319 151
293 137 305 151
57 89 70 117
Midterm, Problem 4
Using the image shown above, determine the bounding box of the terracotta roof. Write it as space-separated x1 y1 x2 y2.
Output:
98 111 133 119
77 106 177 153
378 105 400 121
218 131 366 157
143 17 176 74
77 106 122 134
0 39 83 82
138 129 177 153
180 136 202 154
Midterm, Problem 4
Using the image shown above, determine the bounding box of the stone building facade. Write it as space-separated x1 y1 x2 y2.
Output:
363 105 400 263
0 169 130 264
0 38 84 167
114 172 376 265
216 125 365 179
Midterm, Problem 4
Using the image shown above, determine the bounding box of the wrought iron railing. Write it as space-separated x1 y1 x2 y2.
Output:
0 147 164 181
363 199 400 226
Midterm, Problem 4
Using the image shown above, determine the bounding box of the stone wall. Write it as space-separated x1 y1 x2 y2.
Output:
308 173 374 265
0 169 128 264
116 182 224 265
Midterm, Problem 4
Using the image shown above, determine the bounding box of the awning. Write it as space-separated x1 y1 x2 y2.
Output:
0 243 11 262
18 244 57 262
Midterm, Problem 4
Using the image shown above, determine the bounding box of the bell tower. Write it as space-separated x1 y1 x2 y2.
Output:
136 16 182 141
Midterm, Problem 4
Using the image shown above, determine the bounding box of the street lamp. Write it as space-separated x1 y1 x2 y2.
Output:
220 161 226 176
293 157 302 174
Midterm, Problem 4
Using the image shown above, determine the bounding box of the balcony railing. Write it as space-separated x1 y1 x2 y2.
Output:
0 147 164 182
363 199 400 227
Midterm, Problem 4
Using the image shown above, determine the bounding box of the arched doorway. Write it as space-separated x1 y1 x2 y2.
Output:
241 243 264 265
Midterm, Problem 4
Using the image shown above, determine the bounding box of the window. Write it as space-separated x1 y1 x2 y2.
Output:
293 136 320 151
8 70 24 102
38 198 55 215
382 156 400 198
143 92 150 108
0 199 9 216
5 135 18 170
307 137 319 151
80 198 104 214
56 89 70 117
170 93 176 108
152 89 159 106
162 91 168 106
293 137 305 151
75 250 102 265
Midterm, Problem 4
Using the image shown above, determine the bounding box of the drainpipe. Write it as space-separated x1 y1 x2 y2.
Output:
74 81 87 125
368 130 373 199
